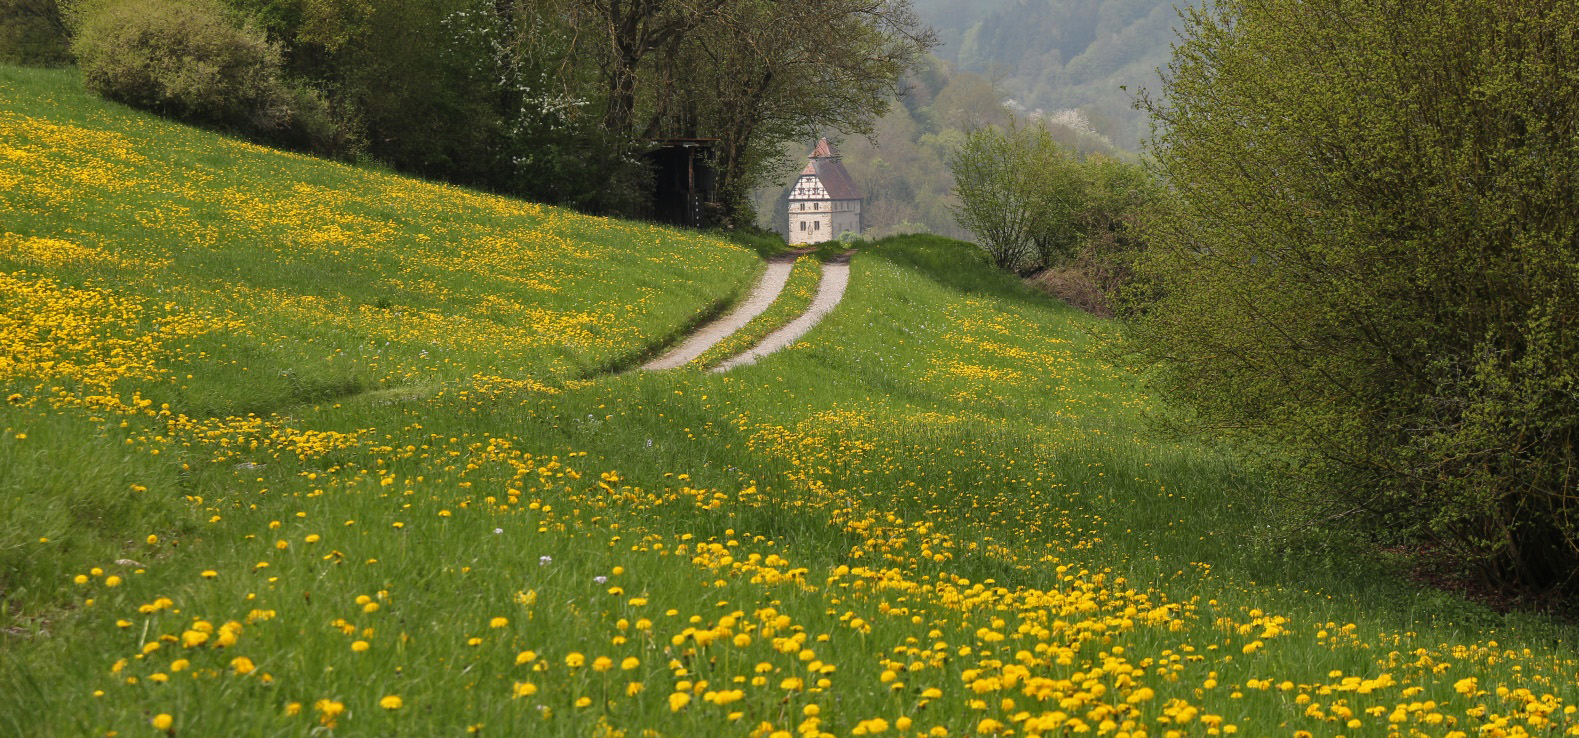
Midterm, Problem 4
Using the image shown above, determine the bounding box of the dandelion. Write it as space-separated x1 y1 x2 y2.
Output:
314 699 345 728
151 714 173 731
379 695 403 710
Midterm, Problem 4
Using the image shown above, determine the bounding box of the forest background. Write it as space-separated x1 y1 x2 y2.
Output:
755 0 1178 239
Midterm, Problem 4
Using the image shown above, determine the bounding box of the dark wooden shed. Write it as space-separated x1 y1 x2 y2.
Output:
646 139 719 229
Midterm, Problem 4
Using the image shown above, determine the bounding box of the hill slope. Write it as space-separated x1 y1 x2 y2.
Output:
4 65 1578 737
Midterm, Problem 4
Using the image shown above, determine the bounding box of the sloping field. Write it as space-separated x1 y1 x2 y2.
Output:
3 65 1577 737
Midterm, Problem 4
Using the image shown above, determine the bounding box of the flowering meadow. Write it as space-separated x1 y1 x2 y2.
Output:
4 64 1579 737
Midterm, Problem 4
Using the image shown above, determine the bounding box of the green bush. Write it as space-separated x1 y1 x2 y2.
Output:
70 0 309 138
1130 0 1579 594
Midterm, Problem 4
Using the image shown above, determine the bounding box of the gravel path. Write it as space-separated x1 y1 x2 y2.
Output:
712 256 851 373
642 257 797 371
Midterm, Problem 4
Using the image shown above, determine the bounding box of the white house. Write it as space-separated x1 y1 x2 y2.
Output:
787 138 862 245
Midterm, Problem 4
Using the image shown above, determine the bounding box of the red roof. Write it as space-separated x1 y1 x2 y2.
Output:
792 137 860 201
810 159 862 201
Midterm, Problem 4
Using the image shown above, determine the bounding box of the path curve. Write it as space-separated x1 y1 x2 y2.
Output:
642 257 797 371
712 256 851 373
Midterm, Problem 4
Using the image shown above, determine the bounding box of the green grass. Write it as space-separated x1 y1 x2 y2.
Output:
2 64 1577 738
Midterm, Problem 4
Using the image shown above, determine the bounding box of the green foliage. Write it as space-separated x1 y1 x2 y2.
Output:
68 0 341 150
948 124 1042 270
950 121 1156 278
52 0 928 220
72 0 283 125
642 0 934 225
1131 0 1579 593
0 0 71 66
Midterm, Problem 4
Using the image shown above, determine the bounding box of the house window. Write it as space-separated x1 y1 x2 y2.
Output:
814 221 820 231
800 221 807 232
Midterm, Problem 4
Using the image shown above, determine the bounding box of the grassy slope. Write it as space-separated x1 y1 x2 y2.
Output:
3 65 1577 737
0 65 757 636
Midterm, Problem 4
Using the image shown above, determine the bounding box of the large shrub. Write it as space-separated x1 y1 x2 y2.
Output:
1132 0 1579 593
71 0 301 134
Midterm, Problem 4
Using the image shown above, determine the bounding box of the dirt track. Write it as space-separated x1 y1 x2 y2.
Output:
711 255 851 373
641 257 797 371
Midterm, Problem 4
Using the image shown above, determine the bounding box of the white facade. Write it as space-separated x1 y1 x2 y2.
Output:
787 182 862 245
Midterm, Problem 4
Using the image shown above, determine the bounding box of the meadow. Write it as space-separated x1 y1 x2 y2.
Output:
2 64 1578 737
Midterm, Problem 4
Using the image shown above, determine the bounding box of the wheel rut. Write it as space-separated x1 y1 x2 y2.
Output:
642 255 798 371
711 252 852 373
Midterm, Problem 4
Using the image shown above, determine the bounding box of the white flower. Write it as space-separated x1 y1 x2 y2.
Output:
593 576 608 584
494 528 504 535
539 555 552 566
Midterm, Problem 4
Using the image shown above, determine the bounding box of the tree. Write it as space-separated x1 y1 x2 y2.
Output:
644 0 934 225
572 0 732 141
1130 0 1579 592
948 125 1040 270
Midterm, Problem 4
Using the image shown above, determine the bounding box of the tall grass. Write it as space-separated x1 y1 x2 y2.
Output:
2 65 1575 737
